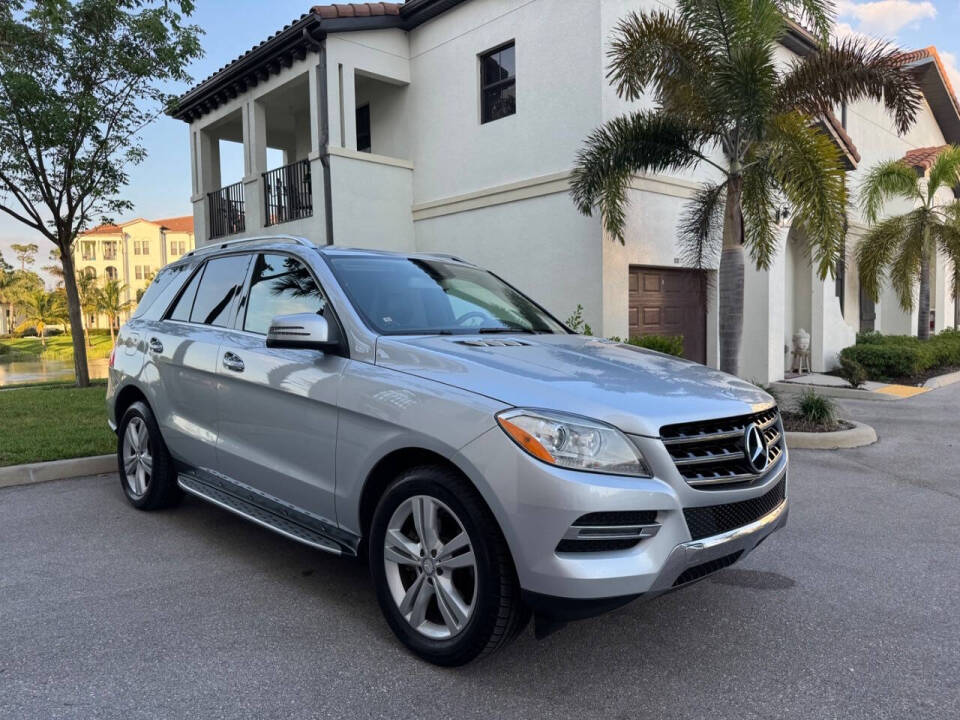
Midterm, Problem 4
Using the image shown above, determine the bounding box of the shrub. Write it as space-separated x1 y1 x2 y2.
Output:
837 356 867 388
565 304 593 336
855 330 884 345
796 389 837 426
625 334 684 357
839 330 960 380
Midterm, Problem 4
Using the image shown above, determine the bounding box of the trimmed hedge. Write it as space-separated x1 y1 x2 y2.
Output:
626 334 684 357
839 329 960 380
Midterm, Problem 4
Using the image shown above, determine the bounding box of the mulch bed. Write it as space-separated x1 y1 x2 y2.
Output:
780 412 854 434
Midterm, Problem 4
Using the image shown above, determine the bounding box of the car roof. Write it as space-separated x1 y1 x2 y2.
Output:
179 235 470 265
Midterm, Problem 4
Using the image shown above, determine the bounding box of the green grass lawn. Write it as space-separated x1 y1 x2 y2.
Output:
0 332 114 361
0 382 115 467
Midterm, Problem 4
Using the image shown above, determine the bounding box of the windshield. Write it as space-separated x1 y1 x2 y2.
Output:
327 256 568 335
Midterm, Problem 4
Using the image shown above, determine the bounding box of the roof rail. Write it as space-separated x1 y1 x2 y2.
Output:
185 234 315 258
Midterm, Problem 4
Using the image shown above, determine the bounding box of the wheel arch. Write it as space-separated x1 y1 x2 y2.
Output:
113 383 150 427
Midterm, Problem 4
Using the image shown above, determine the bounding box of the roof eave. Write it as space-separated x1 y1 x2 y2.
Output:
905 57 960 145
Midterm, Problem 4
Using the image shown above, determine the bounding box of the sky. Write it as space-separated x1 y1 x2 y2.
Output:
1 0 959 277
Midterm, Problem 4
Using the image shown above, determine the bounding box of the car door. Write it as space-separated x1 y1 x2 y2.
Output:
215 252 346 526
147 253 252 471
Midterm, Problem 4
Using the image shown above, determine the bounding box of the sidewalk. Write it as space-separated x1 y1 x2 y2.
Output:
775 372 930 400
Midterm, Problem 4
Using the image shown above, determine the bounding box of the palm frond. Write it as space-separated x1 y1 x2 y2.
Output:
858 160 921 224
889 211 927 311
773 0 834 42
926 145 960 200
856 215 907 302
678 181 728 268
740 154 779 269
765 112 847 278
606 11 708 103
932 206 960 299
570 111 713 242
777 37 923 134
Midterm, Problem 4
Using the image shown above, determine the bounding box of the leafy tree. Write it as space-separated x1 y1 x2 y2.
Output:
0 267 43 332
43 247 64 286
14 287 66 346
570 0 922 375
856 146 960 340
10 242 38 271
0 248 11 273
0 0 202 384
95 278 132 343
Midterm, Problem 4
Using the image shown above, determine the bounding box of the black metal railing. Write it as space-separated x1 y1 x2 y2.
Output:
208 181 246 239
263 159 312 227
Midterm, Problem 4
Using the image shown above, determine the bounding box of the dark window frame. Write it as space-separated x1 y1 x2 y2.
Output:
163 252 252 328
479 41 516 125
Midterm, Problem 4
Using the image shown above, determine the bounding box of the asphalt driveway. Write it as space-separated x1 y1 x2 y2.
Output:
1 385 958 719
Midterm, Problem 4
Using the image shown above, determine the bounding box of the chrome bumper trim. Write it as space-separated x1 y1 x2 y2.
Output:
648 497 789 595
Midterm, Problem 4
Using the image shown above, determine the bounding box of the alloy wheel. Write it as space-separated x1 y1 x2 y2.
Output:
383 495 478 640
122 416 153 498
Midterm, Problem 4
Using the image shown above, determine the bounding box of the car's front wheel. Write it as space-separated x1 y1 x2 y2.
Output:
369 466 528 665
117 400 181 510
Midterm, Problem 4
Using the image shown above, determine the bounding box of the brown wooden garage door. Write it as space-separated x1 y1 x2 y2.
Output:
628 266 707 363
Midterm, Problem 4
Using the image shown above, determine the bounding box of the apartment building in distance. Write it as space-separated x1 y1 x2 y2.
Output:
74 216 195 327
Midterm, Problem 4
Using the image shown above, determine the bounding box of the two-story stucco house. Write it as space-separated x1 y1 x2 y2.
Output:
75 216 195 327
168 0 960 382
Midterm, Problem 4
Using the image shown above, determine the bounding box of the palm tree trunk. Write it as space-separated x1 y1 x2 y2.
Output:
109 316 115 344
719 177 745 375
917 243 931 340
59 241 91 387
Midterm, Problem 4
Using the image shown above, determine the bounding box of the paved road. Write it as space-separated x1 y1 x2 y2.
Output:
2 387 958 720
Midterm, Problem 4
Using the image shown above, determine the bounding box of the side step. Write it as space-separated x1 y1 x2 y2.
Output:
178 474 344 556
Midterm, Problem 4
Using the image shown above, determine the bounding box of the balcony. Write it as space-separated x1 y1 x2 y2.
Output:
208 181 246 240
263 159 312 227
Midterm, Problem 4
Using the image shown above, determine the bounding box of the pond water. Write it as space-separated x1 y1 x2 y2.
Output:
0 358 110 387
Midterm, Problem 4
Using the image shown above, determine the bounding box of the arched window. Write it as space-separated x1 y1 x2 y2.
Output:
83 267 96 279
105 266 118 281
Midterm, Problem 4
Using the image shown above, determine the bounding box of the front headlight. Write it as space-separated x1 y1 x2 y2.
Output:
496 409 651 477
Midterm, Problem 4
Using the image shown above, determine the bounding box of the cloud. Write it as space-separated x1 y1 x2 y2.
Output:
836 0 937 37
939 50 960 95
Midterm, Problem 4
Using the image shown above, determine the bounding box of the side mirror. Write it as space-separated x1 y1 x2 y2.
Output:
265 312 340 351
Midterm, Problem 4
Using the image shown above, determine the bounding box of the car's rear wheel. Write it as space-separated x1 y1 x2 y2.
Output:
369 466 529 665
117 401 181 510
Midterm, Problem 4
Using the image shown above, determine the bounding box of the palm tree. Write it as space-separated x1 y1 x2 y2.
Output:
857 146 960 340
570 0 922 375
76 270 99 347
14 288 67 347
96 279 132 343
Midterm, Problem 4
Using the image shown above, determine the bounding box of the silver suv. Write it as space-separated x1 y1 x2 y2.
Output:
107 235 788 665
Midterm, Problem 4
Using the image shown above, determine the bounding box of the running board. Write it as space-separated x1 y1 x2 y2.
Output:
178 474 344 556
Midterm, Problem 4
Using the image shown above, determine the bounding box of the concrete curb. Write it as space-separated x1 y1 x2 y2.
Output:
786 420 877 450
924 369 960 389
0 454 115 489
770 382 898 402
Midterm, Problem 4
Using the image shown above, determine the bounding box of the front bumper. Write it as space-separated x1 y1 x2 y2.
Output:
455 426 788 606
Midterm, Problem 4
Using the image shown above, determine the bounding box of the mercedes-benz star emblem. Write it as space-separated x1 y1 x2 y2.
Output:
743 423 769 473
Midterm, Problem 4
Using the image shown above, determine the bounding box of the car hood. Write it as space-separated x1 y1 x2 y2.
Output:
374 334 774 437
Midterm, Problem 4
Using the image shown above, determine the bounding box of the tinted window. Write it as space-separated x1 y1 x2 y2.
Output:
168 266 203 322
243 254 327 335
327 256 566 335
189 255 251 327
480 42 516 124
132 263 193 319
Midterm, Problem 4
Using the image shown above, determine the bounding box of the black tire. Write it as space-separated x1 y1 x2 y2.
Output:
369 465 528 666
116 401 182 510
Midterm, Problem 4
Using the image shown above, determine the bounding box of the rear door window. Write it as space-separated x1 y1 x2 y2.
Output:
132 263 194 320
242 254 328 335
168 266 203 322
189 255 252 327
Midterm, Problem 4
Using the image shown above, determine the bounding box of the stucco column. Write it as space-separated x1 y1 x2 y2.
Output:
242 99 267 232
310 57 332 245
740 227 787 382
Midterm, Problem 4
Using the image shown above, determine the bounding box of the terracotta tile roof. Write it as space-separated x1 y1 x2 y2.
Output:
79 216 194 236
822 109 861 165
154 215 194 233
311 3 401 18
898 46 960 113
902 145 950 171
79 223 124 236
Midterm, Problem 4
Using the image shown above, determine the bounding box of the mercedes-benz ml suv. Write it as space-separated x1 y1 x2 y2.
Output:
106 235 788 665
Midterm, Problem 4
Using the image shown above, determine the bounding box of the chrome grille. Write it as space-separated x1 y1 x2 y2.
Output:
660 407 785 489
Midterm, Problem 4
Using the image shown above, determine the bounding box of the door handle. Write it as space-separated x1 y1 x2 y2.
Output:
148 337 163 354
222 351 245 373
